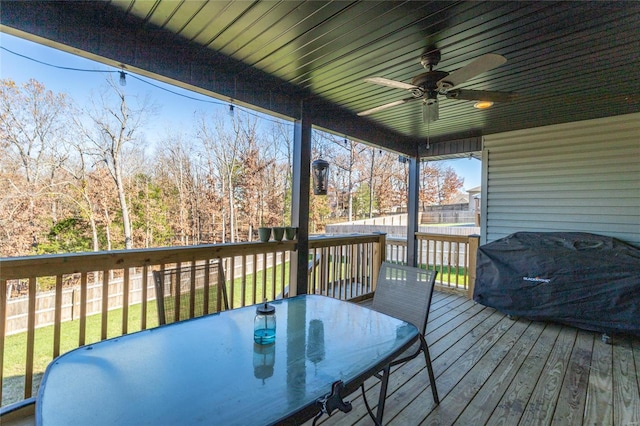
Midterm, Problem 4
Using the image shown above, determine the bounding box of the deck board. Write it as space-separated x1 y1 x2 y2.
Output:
485 323 563 425
552 329 593 425
311 291 640 426
420 315 530 425
612 337 640 425
454 320 543 425
584 334 613 425
519 326 577 425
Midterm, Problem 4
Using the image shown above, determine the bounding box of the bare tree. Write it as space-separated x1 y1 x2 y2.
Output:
161 135 189 244
237 120 269 239
0 78 71 254
78 77 155 249
363 148 381 218
1 75 471 258
318 134 368 221
268 121 294 224
155 132 200 245
195 112 243 243
59 144 101 252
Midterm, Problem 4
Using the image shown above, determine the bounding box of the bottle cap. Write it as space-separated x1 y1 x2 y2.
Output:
256 302 275 315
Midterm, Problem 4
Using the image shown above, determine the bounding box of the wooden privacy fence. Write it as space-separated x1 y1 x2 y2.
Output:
0 233 386 407
5 274 154 336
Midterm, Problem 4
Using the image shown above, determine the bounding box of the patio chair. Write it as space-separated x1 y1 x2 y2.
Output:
153 259 229 325
365 262 439 424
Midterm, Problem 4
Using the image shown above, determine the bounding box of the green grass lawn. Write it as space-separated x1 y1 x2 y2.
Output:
422 264 470 286
3 301 161 378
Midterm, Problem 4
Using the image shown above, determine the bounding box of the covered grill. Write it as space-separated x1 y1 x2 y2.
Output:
473 232 640 337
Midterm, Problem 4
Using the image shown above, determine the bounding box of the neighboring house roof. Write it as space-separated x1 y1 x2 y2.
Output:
449 192 470 204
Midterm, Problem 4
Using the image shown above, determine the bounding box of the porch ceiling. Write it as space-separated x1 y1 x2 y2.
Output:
1 1 639 158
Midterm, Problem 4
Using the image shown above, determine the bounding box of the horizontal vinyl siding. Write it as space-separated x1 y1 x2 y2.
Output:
482 113 640 246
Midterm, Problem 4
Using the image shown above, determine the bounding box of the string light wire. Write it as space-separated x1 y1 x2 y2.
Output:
1 46 395 157
0 45 292 127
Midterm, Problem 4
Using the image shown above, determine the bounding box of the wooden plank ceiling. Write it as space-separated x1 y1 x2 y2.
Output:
1 1 639 158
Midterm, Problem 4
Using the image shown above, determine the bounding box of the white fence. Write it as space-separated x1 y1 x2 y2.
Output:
327 223 479 238
326 213 478 238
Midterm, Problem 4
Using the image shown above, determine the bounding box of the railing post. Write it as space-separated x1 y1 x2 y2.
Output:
467 235 480 299
376 232 386 266
371 233 386 292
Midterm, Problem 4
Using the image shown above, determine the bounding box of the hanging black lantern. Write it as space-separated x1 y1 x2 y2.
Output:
311 159 330 195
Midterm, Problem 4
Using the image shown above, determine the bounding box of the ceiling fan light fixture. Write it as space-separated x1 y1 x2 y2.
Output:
423 98 439 123
474 101 494 109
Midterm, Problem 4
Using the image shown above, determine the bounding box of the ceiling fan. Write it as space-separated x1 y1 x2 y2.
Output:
358 48 516 122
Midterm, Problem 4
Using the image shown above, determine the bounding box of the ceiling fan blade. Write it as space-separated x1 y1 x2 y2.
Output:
364 77 418 91
436 53 507 90
446 89 517 102
422 99 439 123
357 97 418 116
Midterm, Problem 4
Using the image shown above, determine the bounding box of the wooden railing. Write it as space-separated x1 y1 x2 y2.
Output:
416 232 480 294
386 233 480 295
308 233 385 302
0 233 386 407
386 236 409 264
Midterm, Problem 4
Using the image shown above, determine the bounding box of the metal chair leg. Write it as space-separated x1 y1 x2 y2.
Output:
420 334 439 404
375 363 391 424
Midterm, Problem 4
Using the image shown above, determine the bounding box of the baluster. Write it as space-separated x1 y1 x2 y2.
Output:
122 267 130 334
101 270 109 340
140 266 148 331
203 261 211 315
23 277 37 398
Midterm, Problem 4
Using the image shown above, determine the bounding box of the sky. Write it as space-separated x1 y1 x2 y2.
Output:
0 32 481 190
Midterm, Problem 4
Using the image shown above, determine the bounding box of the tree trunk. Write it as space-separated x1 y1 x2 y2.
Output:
227 179 235 243
114 162 133 249
103 205 112 251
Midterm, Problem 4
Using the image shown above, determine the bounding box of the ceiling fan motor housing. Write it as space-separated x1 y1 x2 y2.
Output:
412 70 449 92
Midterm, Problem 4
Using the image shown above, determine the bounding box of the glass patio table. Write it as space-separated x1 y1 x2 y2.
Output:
37 294 419 425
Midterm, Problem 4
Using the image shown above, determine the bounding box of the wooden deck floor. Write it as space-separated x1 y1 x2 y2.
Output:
310 291 640 426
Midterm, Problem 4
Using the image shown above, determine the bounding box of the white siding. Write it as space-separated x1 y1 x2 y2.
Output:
482 113 640 246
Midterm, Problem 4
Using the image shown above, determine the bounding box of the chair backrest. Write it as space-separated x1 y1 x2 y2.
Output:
372 262 437 336
153 260 229 325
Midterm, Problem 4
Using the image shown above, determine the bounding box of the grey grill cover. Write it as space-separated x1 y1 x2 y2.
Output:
473 232 640 336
